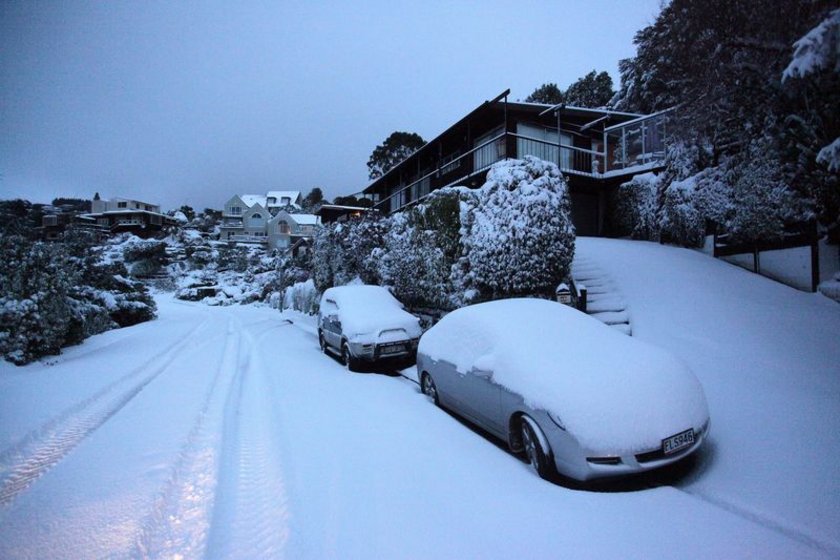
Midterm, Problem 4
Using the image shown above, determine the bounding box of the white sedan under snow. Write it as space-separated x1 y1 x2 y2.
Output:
416 298 710 481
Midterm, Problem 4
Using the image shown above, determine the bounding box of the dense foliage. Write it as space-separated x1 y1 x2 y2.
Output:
312 157 575 311
0 231 157 365
525 71 615 108
612 1 839 243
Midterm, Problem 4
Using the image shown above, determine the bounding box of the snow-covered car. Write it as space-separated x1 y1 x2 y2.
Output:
318 285 422 371
417 298 710 482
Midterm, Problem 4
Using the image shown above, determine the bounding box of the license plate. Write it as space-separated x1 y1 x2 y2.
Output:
663 429 695 455
380 344 405 355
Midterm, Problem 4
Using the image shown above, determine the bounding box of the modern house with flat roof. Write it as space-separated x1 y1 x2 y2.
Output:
82 196 178 237
361 89 669 236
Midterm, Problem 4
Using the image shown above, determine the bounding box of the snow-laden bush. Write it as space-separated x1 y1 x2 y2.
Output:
283 279 319 314
0 235 158 365
459 156 575 301
722 143 811 243
659 177 705 247
311 215 388 291
611 172 661 240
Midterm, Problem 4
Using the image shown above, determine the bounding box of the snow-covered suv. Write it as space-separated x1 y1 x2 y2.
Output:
318 285 422 372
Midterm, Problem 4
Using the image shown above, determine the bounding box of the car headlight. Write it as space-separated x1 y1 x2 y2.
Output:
548 412 566 431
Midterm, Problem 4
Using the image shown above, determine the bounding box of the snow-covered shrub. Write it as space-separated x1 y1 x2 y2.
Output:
283 279 319 314
459 156 575 301
311 215 387 291
380 210 451 309
341 214 388 285
611 172 661 240
723 143 810 243
659 177 705 247
0 237 78 364
123 239 167 278
311 223 341 292
377 188 466 310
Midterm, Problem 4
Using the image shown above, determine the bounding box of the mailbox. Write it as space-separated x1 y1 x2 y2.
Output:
556 283 572 306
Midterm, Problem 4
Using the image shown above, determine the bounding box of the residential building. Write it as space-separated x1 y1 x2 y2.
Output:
360 89 669 236
220 190 319 250
80 196 177 237
315 204 371 224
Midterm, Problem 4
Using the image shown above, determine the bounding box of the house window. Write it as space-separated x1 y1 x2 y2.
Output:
249 213 263 227
118 202 127 208
473 126 506 170
43 215 58 226
281 197 290 205
278 220 290 234
150 215 162 225
440 151 461 175
229 206 242 215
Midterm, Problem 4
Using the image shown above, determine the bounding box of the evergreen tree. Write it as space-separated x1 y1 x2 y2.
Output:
367 132 425 180
302 187 325 211
524 83 563 104
564 70 614 108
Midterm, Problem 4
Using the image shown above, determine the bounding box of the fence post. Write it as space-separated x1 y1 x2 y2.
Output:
811 237 820 293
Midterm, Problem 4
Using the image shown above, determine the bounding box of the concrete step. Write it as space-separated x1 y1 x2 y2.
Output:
587 299 627 313
610 323 633 336
590 310 630 325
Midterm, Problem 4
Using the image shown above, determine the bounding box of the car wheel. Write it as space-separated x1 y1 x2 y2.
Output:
341 342 358 372
420 373 439 406
318 330 328 354
521 416 556 480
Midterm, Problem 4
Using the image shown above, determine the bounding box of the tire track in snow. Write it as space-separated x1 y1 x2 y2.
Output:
134 318 242 559
206 323 292 559
676 487 840 559
0 318 210 508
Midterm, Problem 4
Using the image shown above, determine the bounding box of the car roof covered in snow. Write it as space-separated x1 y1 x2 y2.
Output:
321 285 420 338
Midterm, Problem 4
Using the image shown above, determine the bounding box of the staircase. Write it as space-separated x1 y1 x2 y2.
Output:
571 257 632 336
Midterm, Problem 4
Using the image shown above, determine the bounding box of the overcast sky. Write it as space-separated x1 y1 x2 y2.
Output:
1 0 663 212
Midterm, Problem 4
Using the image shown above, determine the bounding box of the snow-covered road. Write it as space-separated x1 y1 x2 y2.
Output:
1 242 839 559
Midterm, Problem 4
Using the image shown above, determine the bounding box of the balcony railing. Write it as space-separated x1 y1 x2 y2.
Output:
372 111 670 214
228 234 268 244
604 111 669 174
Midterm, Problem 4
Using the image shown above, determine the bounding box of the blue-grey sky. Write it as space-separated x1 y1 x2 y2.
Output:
1 1 662 212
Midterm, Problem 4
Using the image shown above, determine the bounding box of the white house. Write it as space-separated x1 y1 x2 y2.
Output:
220 191 318 250
267 211 319 251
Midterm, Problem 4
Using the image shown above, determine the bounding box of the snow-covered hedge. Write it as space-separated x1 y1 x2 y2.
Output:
311 157 576 310
611 172 661 240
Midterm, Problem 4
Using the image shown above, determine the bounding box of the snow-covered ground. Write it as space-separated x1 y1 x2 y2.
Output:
0 239 838 559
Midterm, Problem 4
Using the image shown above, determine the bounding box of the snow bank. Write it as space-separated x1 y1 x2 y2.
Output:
419 298 709 453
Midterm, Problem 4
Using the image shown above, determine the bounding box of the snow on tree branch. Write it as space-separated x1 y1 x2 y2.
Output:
783 9 840 80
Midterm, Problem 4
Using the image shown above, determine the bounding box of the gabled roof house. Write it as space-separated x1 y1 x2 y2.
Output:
360 89 669 236
220 191 318 250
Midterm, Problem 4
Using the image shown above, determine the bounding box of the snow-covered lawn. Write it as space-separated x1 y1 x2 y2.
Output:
0 239 837 559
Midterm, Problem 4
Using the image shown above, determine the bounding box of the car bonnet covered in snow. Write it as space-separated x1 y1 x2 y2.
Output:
419 298 709 453
321 285 421 342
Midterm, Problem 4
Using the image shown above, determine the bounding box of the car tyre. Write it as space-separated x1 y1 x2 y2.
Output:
318 330 328 354
420 373 440 406
342 342 359 372
521 416 556 480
